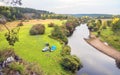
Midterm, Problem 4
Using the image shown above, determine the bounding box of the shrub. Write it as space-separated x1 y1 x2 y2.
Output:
51 26 64 38
61 55 82 73
5 27 20 46
51 25 68 44
29 24 45 35
61 26 70 37
62 37 68 44
25 63 44 75
112 19 120 32
0 48 15 60
17 22 23 27
9 62 25 74
48 22 55 27
65 19 79 36
65 22 74 33
61 45 71 56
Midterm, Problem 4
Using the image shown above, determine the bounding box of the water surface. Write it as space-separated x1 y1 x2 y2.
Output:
68 24 120 75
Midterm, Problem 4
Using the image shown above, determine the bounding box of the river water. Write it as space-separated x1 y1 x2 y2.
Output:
68 24 120 75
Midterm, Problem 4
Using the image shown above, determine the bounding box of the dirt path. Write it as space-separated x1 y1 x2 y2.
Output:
86 38 120 60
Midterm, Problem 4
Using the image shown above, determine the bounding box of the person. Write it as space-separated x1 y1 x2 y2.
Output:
42 43 51 52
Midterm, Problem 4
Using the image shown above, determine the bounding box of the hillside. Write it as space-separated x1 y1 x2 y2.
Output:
0 6 52 20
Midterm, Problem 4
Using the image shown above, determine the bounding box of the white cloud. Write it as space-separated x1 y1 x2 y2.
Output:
21 0 120 14
0 2 6 6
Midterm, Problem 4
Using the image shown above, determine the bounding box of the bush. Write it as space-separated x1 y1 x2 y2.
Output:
65 22 74 33
25 63 44 75
51 25 68 44
61 55 82 73
0 48 15 60
29 24 45 35
62 37 68 44
65 19 79 36
9 62 25 74
48 22 55 27
17 22 23 27
61 26 70 37
112 19 120 32
61 45 71 56
51 26 64 38
5 28 20 46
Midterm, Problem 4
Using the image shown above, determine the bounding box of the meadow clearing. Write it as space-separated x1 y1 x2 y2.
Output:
0 19 73 75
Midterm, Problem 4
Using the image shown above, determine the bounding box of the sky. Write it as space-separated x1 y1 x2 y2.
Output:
0 0 120 14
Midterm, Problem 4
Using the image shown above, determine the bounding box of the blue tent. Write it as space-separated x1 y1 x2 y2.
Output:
51 45 56 51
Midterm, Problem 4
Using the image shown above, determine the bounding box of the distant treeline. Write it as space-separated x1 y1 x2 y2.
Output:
0 6 69 21
72 14 120 19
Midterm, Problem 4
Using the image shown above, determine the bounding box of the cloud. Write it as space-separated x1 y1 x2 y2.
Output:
21 0 120 14
0 2 6 6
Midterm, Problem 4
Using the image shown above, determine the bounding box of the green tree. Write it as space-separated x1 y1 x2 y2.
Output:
101 21 107 29
29 24 45 35
96 20 102 30
107 20 112 27
112 19 120 32
61 45 71 56
0 15 20 46
1 0 22 5
61 55 82 73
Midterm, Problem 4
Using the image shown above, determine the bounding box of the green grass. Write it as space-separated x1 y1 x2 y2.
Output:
0 19 72 75
97 28 120 51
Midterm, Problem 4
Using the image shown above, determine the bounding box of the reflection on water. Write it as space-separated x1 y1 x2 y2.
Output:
68 24 120 75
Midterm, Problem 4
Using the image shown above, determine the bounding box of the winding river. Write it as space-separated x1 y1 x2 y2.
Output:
68 24 120 75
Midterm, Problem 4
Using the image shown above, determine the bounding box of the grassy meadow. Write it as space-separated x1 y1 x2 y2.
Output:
0 19 73 75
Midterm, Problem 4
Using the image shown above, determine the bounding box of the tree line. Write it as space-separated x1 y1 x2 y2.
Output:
0 6 70 21
0 6 51 21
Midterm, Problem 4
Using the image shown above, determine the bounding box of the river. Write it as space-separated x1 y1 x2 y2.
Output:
68 24 120 75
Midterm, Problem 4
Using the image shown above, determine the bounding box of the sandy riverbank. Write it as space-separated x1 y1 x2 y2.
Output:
85 37 120 60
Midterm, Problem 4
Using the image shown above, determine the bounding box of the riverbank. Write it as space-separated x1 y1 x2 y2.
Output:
85 36 120 60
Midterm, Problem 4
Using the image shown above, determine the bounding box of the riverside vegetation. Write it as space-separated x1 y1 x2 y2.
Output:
87 17 120 51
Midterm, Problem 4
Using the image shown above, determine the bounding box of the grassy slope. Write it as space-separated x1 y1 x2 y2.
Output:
0 19 72 75
100 28 120 51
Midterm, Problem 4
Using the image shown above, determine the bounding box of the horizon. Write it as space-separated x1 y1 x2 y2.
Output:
0 0 120 15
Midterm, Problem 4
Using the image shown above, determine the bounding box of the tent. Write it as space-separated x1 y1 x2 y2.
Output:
51 45 56 51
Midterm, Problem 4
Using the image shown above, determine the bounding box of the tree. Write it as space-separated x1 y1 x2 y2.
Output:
0 15 20 46
61 45 71 56
112 18 120 32
29 24 45 35
101 21 107 29
51 25 68 44
107 20 112 27
96 20 102 30
1 0 22 5
61 55 82 73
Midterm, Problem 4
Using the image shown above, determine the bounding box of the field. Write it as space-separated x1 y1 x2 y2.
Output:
0 19 72 75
